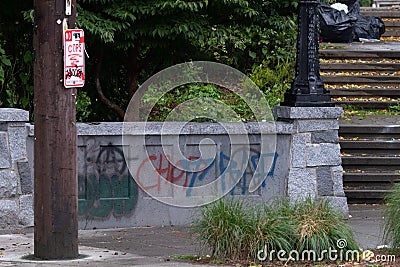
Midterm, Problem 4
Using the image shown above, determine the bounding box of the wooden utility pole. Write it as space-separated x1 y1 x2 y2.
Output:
33 0 79 259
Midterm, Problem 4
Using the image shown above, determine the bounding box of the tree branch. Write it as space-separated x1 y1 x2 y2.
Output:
126 45 139 99
126 44 157 99
94 50 125 120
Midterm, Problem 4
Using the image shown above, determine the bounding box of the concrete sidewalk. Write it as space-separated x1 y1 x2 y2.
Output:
348 204 386 249
0 204 387 266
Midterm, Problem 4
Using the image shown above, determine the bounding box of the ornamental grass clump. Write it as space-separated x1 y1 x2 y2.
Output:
194 199 296 261
384 183 400 248
248 205 297 260
195 197 359 263
195 200 252 261
290 198 359 259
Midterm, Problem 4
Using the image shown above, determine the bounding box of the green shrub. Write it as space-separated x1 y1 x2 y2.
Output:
384 183 400 248
147 83 253 122
76 90 92 122
194 197 359 263
249 60 294 107
360 0 372 6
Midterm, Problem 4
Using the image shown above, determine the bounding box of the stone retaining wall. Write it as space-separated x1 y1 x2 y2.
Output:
0 107 347 229
0 109 33 229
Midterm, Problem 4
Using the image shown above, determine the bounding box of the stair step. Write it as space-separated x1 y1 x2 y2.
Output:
344 172 400 183
382 30 400 36
342 150 400 156
345 189 390 204
342 156 400 171
382 21 400 27
342 156 400 165
361 8 400 18
320 49 400 59
344 166 400 171
340 125 400 134
323 75 400 84
334 101 399 109
331 88 400 97
340 140 400 149
345 184 394 191
321 62 400 71
321 61 400 69
341 140 400 155
340 134 400 139
345 189 390 197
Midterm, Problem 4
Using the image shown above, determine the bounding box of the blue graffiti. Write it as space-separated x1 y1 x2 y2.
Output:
182 157 215 190
183 150 278 197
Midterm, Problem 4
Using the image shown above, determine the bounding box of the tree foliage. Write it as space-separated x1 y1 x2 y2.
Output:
78 0 298 121
0 1 34 117
0 0 298 121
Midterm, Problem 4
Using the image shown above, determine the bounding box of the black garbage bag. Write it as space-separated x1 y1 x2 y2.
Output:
346 0 361 16
353 15 385 40
371 16 386 38
319 3 357 43
346 0 386 40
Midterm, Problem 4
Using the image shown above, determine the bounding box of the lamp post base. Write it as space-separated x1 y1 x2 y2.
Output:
282 93 334 107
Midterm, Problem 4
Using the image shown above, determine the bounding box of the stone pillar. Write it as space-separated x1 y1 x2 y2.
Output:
0 108 33 228
274 106 348 215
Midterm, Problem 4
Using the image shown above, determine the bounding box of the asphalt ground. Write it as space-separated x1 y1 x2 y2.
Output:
0 204 389 266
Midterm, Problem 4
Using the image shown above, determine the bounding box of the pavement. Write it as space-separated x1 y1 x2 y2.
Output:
348 204 386 249
0 204 388 266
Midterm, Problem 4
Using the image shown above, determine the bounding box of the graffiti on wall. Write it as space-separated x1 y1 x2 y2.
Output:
134 148 278 197
78 140 138 220
78 137 279 220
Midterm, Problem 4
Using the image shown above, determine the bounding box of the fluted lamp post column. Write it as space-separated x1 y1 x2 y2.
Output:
282 0 334 107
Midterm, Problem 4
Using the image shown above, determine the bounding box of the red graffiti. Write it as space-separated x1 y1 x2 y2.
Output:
135 154 208 192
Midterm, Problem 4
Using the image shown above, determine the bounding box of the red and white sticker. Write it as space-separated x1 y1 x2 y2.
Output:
64 29 85 88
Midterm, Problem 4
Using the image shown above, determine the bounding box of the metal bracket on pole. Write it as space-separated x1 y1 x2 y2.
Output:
66 0 72 15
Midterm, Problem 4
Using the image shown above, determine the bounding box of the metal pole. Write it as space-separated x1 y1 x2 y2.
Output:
282 0 334 107
33 0 79 259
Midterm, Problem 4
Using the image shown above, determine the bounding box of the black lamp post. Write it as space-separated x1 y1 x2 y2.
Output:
282 0 334 107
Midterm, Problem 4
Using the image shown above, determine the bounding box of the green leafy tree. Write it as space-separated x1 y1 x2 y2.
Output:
78 0 298 120
0 0 298 121
0 1 34 117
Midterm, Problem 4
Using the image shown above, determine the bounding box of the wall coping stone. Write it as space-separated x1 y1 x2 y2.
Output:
122 122 279 136
29 121 295 136
273 106 343 120
0 109 29 123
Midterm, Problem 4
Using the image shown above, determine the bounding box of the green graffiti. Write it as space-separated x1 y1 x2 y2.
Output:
78 174 138 219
